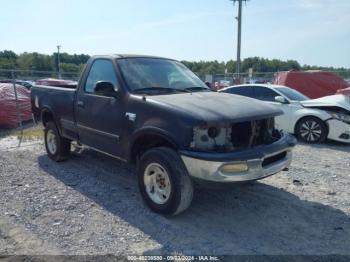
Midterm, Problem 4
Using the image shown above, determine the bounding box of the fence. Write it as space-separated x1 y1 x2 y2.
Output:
1 68 349 88
0 69 79 148
0 69 80 82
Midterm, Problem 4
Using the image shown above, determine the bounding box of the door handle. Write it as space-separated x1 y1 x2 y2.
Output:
76 101 85 108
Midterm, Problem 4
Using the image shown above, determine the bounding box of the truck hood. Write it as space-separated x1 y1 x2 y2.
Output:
300 94 350 112
146 92 283 124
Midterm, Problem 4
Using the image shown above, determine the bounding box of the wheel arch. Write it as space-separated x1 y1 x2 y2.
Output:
128 128 178 165
294 115 329 138
41 107 55 127
291 108 331 134
40 107 64 136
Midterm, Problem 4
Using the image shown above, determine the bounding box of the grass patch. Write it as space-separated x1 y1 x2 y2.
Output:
0 124 43 141
16 128 43 141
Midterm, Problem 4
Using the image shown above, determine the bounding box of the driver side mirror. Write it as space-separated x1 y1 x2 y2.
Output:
275 96 288 104
94 81 118 97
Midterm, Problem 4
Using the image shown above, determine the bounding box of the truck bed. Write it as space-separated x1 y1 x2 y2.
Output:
31 85 77 139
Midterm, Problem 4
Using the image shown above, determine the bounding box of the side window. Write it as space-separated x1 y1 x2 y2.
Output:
253 86 279 101
84 60 118 93
226 87 254 98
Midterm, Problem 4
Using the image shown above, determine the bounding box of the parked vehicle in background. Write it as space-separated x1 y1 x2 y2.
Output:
273 70 348 99
31 54 296 215
0 83 32 127
0 79 33 90
219 80 231 88
220 84 350 144
34 78 77 88
337 87 350 96
16 80 34 90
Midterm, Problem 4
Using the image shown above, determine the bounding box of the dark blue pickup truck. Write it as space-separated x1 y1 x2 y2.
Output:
31 54 296 215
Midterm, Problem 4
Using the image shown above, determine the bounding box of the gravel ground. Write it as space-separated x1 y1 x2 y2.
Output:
0 135 350 256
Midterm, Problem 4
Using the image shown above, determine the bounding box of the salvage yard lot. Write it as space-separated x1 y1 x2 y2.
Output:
0 135 350 255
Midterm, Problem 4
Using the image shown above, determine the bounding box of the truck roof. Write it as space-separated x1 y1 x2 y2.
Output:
91 54 175 60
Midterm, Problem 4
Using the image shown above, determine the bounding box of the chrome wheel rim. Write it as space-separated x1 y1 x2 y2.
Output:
144 163 171 204
299 120 322 142
46 130 57 154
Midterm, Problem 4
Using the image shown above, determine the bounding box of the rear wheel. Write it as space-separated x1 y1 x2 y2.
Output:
295 116 327 143
44 121 71 161
137 147 193 216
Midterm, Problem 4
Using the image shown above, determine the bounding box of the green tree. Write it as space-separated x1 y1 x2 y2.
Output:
0 50 349 78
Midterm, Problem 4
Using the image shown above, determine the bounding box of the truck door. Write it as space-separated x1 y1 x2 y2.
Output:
75 59 125 157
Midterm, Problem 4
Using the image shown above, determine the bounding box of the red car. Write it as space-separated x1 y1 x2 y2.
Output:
0 83 32 127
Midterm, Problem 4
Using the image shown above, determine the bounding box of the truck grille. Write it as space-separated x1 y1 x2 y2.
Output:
231 118 279 149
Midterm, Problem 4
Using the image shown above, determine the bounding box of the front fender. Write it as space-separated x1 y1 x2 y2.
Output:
131 127 178 146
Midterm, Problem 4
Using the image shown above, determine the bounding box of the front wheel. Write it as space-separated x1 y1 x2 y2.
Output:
137 147 194 216
295 116 327 143
44 121 71 162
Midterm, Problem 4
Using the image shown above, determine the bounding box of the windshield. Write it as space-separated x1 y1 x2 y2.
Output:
275 87 309 101
117 58 209 93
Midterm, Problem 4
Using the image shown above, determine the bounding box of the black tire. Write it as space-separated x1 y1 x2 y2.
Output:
295 116 327 143
137 147 194 216
44 121 71 162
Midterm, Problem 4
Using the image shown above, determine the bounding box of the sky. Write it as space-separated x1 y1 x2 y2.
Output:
0 0 349 68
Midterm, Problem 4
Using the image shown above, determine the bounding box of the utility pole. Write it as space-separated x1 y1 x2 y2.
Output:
230 0 248 82
57 45 61 79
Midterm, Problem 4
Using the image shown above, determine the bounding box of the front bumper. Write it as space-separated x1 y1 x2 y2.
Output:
180 133 296 183
326 119 350 143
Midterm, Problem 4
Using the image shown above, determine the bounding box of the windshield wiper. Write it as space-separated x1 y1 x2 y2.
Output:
133 87 190 94
184 86 211 92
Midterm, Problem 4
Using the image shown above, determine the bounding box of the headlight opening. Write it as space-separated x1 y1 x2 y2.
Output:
192 126 233 151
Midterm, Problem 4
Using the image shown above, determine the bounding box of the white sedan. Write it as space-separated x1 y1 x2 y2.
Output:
219 84 350 143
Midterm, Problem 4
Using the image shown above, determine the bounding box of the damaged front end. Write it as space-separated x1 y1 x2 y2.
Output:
307 106 350 125
181 116 296 183
190 117 281 152
300 95 350 141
